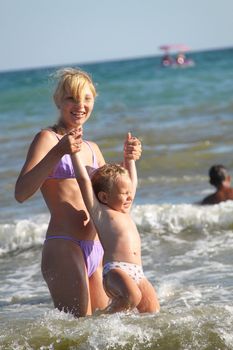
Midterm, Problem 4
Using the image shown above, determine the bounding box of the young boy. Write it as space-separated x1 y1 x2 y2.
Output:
71 132 160 314
201 165 233 205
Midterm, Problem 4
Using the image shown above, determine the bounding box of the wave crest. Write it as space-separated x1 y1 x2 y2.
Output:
0 214 48 256
132 201 233 234
1 201 233 255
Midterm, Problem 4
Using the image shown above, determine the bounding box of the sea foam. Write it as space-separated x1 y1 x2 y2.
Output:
1 201 233 256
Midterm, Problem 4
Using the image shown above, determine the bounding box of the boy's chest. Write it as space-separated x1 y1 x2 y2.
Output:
100 210 136 232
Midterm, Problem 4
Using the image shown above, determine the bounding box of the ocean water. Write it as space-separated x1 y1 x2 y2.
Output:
1 48 233 349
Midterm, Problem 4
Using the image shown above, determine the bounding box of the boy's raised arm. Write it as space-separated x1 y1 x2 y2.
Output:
71 151 99 214
125 158 137 200
124 133 138 199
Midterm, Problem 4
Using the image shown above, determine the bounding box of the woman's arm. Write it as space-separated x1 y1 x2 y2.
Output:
15 129 81 202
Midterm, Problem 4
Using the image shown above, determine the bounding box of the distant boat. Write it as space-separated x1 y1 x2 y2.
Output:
159 44 195 68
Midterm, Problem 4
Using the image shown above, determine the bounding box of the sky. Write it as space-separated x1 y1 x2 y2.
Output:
1 0 233 72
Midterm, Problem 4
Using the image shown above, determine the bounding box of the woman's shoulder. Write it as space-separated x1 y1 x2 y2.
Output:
30 128 60 149
85 140 105 166
85 140 97 148
85 140 101 154
37 128 61 140
41 127 58 136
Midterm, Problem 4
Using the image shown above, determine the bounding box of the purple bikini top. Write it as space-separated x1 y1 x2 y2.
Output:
47 132 99 179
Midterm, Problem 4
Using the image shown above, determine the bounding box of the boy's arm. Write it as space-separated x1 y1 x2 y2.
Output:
125 158 137 200
71 152 100 215
123 131 142 161
124 133 138 199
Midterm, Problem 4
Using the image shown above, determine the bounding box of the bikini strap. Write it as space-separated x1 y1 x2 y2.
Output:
84 141 99 169
43 128 61 141
43 130 98 168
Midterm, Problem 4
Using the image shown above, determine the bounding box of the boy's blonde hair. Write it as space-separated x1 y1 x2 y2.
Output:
92 164 128 199
53 67 97 108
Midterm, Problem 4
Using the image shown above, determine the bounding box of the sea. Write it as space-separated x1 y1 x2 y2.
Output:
0 48 233 349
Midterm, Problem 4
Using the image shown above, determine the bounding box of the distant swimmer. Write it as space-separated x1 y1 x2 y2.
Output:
201 165 233 205
176 52 186 65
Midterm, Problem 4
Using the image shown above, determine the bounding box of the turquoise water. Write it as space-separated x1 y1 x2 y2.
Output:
0 48 233 349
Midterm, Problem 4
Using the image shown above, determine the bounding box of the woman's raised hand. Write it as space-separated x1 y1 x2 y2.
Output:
124 132 142 160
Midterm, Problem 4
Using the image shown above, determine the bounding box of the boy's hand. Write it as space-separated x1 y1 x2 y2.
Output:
69 127 83 153
57 127 83 155
124 132 142 160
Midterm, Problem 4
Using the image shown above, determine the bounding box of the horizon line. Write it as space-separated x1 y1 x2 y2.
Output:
1 45 232 74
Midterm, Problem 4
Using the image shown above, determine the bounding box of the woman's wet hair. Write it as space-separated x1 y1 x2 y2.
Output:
209 165 228 187
91 163 128 199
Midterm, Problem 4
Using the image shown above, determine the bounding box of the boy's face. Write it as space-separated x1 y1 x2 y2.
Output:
106 175 133 213
59 84 94 129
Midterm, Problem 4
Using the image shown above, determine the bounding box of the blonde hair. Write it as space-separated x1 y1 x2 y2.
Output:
92 163 128 198
51 67 97 134
53 67 97 107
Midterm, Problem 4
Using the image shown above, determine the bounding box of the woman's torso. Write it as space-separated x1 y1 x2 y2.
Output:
41 131 99 240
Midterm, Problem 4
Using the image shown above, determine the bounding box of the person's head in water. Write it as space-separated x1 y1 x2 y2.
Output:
209 165 231 188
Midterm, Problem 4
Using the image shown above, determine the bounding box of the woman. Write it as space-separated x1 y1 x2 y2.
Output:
15 68 142 317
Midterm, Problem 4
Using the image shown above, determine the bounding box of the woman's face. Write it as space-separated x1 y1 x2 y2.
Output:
59 84 95 129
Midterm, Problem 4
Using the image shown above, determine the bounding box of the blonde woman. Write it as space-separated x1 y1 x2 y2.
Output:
15 68 142 317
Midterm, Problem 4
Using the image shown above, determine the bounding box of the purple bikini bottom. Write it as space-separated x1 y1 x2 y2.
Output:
44 236 104 277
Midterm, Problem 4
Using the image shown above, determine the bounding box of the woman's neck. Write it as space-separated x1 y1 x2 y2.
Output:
52 120 68 135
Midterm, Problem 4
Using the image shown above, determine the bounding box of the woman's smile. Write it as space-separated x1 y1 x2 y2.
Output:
71 111 86 121
60 86 94 127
